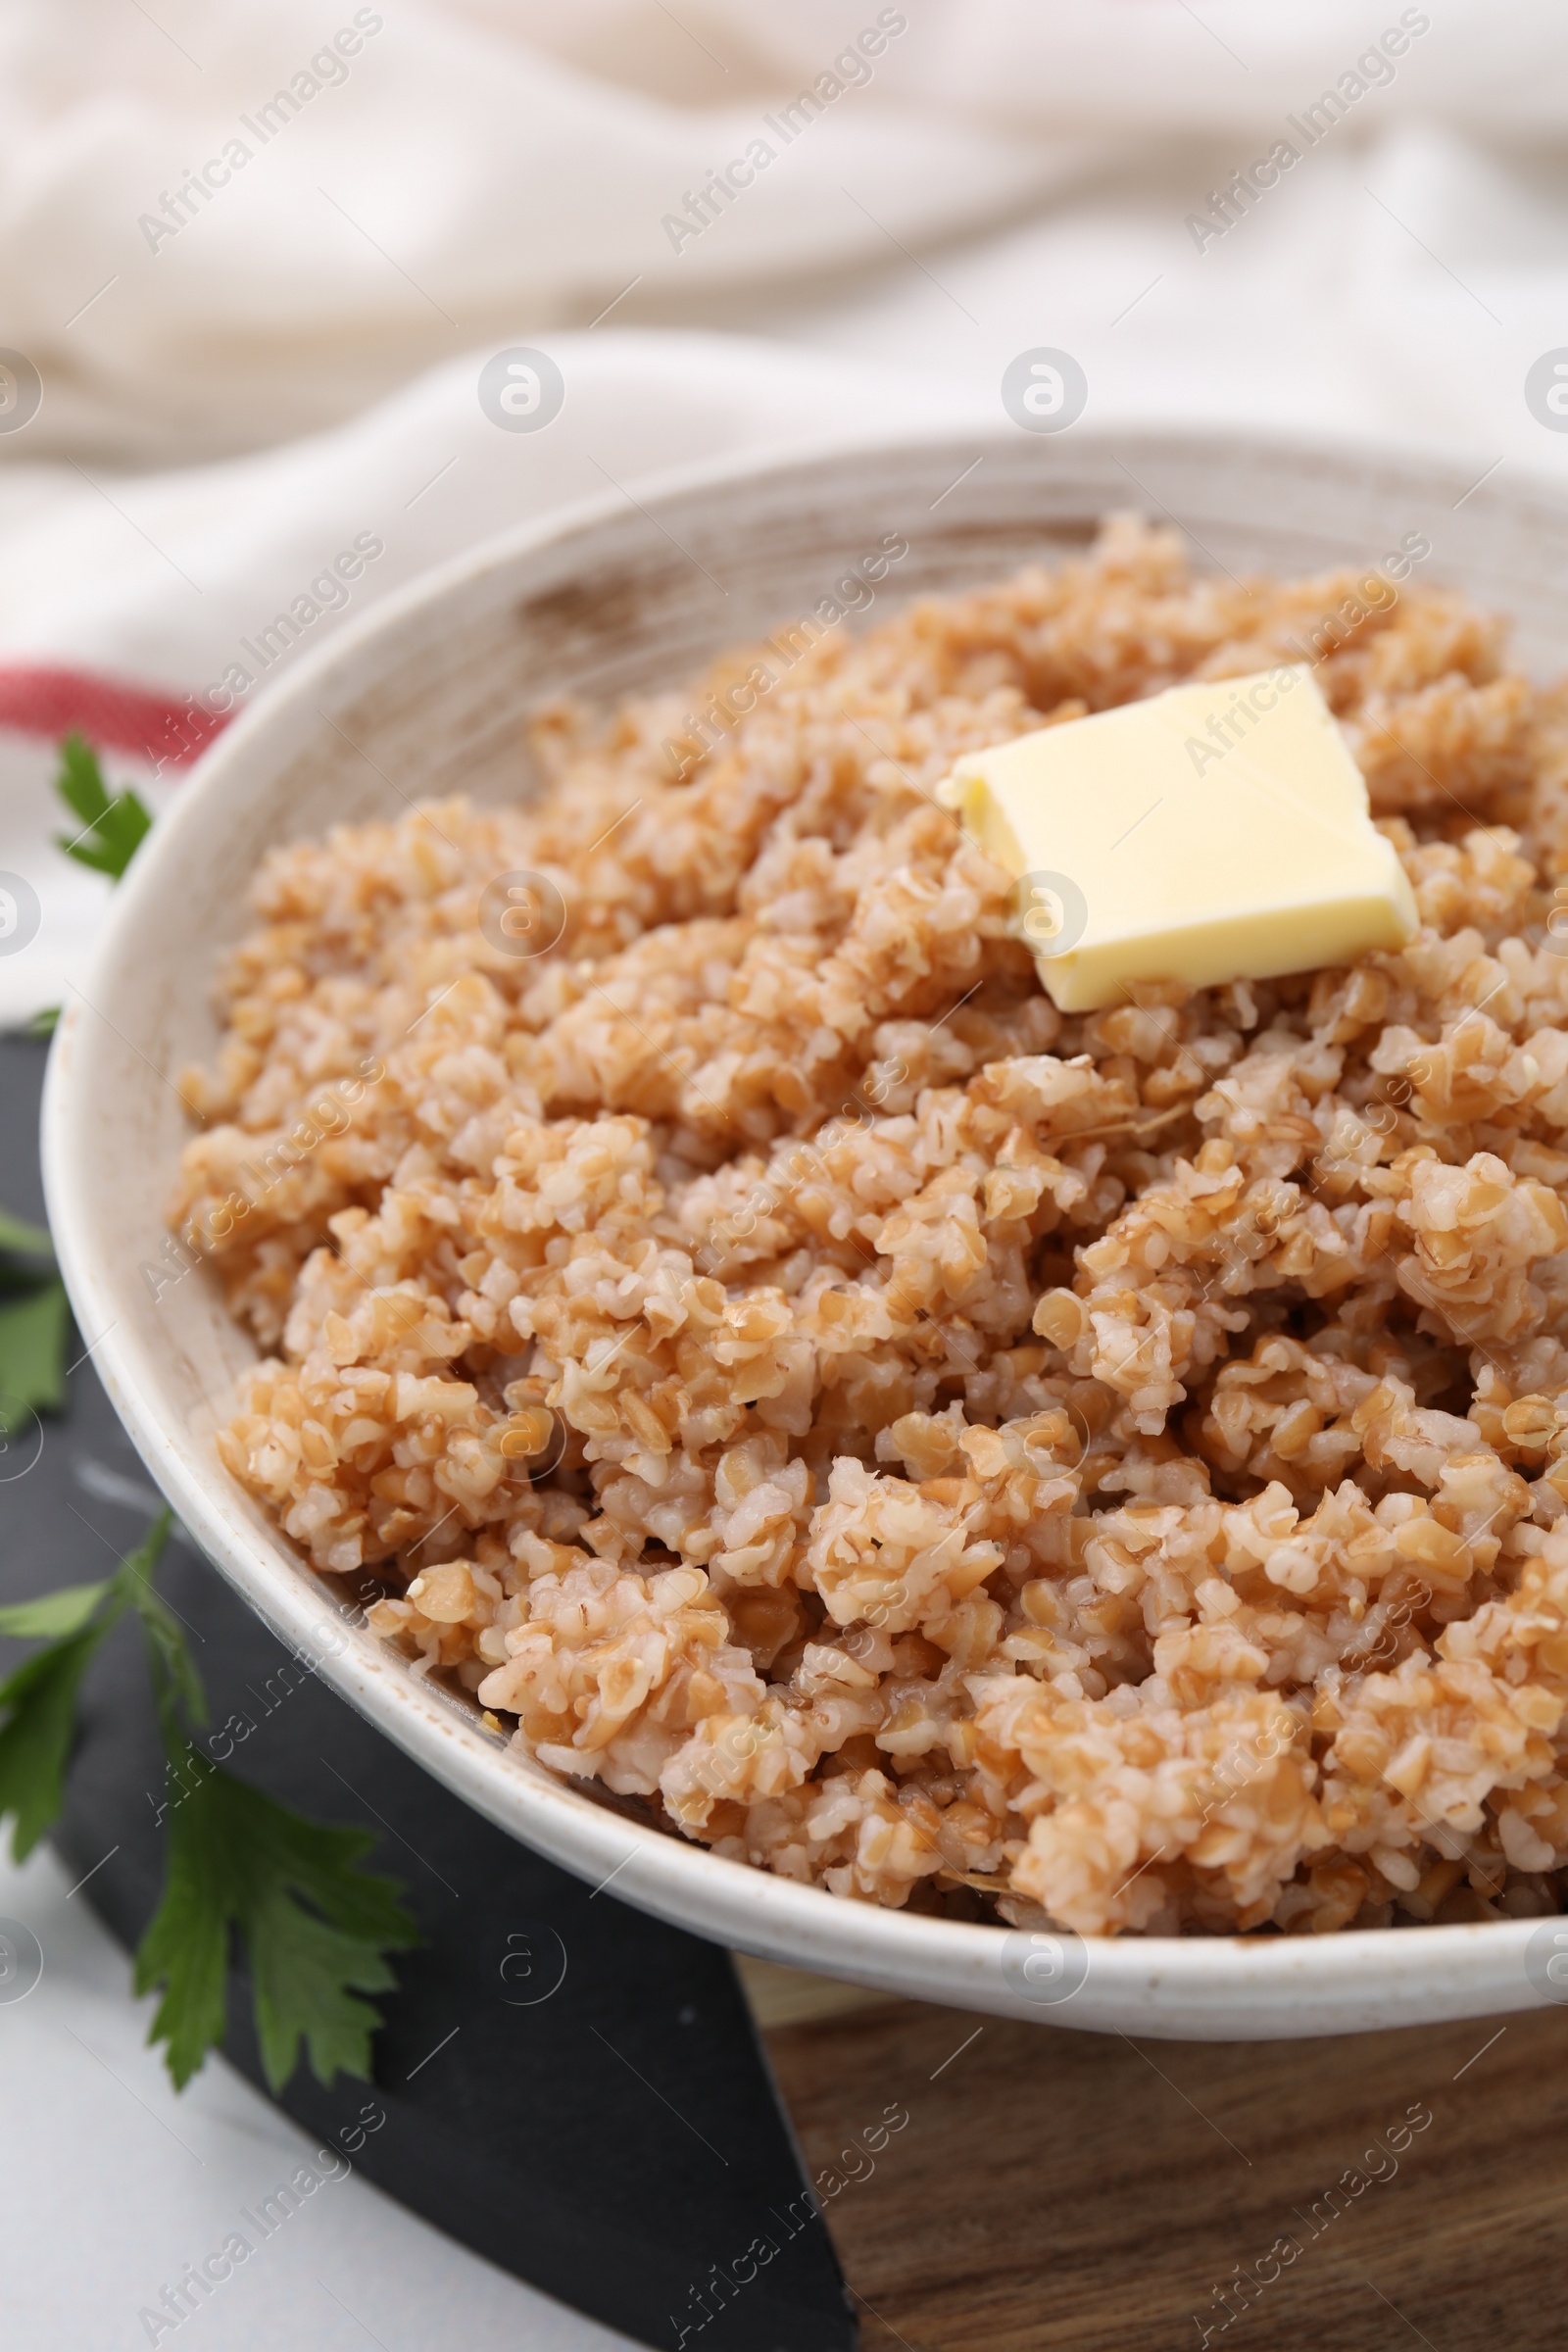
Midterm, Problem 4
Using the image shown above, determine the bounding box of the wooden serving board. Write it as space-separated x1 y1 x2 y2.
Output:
739 1961 1568 2352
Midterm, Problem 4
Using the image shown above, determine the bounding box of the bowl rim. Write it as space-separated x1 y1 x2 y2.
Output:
39 420 1564 2033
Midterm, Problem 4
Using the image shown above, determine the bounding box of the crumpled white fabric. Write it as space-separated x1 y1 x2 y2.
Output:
0 330 975 1021
0 0 1079 462
5 0 1567 463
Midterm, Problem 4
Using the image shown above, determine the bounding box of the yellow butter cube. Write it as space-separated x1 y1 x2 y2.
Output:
938 664 1417 1013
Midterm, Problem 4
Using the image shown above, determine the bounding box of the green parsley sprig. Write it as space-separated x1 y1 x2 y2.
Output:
0 1513 417 2091
53 732 151 880
3 734 414 2091
0 732 151 1407
15 735 152 1035
0 1202 67 1438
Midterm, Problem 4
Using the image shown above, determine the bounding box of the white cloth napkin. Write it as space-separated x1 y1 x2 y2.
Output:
0 330 977 1024
0 0 1076 463
4 1 1567 463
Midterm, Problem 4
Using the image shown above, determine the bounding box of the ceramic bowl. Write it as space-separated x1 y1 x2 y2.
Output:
43 427 1568 2038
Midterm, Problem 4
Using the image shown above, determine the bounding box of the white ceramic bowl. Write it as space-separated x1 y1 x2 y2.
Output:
43 427 1568 2039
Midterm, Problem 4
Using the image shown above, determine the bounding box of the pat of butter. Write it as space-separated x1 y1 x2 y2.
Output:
938 664 1417 1013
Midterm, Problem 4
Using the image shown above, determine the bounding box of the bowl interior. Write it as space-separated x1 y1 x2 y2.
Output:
43 429 1568 2038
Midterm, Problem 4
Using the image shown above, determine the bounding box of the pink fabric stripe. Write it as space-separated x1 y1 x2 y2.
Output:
0 663 227 768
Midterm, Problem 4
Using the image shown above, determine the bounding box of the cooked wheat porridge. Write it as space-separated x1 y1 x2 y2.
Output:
173 515 1568 1938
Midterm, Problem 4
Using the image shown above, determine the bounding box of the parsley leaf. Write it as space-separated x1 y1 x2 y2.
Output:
0 1508 416 2092
126 1517 416 2093
0 1519 170 1859
0 1627 114 1857
0 1580 114 1640
0 1199 69 1437
0 1576 122 1859
27 729 148 1027
53 733 151 880
136 1769 416 2092
0 1206 53 1259
0 1282 69 1432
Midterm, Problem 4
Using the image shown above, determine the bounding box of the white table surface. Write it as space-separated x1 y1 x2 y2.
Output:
0 1838 635 2351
